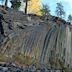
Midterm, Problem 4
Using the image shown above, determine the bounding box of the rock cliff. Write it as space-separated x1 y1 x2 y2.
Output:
0 7 72 71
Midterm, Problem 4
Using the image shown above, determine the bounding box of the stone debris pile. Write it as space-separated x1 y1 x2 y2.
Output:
0 63 64 72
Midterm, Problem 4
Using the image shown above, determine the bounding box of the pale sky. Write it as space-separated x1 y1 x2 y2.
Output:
42 0 72 20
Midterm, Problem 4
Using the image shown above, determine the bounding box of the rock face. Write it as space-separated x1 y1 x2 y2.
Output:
0 7 72 71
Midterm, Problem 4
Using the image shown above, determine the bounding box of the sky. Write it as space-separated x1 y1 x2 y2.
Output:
41 0 72 20
0 0 72 20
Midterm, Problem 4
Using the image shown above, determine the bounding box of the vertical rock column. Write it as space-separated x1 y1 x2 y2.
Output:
65 25 71 67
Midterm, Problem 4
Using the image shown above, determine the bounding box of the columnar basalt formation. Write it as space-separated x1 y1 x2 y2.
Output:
0 8 72 71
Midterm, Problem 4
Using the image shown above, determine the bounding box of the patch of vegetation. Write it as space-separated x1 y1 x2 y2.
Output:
12 54 33 65
0 54 8 62
58 60 71 72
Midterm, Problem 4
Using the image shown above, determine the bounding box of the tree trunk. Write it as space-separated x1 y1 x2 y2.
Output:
4 0 8 10
25 0 28 14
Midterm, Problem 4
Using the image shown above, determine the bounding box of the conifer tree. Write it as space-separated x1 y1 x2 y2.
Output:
55 2 65 18
68 14 72 23
10 0 21 9
40 4 50 16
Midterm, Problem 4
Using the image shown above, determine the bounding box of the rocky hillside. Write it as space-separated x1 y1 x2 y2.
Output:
0 7 72 71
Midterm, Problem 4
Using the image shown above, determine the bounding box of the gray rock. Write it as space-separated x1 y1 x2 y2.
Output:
0 7 72 71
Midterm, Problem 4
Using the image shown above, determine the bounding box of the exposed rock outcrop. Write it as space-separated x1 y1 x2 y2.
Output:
0 7 72 71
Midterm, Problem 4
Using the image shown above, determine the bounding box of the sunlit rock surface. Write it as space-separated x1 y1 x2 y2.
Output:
0 7 72 71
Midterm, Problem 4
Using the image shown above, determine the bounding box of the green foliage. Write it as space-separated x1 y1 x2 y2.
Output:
10 1 21 9
12 54 33 65
41 4 50 16
55 2 65 18
14 2 21 9
0 55 7 62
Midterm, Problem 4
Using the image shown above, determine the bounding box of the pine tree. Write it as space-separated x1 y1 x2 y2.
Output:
68 14 72 23
10 0 21 9
40 4 50 16
55 2 65 18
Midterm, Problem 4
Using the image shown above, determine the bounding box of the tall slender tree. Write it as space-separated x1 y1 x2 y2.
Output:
25 0 28 14
68 14 72 23
4 0 8 9
23 0 30 14
55 2 65 18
